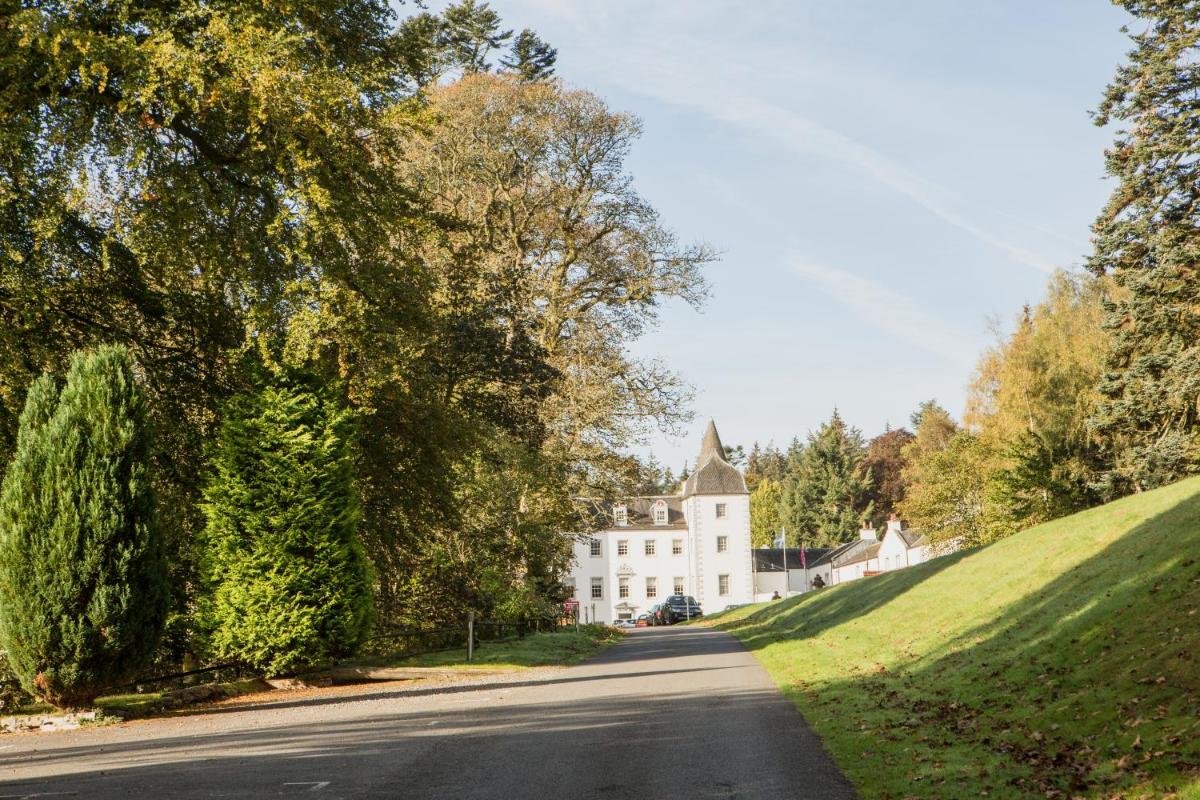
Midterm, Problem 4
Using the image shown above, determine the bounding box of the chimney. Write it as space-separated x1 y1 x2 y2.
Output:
859 524 877 542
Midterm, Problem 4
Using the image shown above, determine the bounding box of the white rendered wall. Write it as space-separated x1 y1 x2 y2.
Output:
566 494 753 622
568 525 693 623
683 493 754 613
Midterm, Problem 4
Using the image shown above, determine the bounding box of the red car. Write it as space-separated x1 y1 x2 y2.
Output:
635 615 650 627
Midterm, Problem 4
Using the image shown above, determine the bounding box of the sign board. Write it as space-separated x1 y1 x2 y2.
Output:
563 599 580 613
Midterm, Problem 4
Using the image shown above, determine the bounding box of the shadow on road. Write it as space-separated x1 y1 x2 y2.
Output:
0 628 857 800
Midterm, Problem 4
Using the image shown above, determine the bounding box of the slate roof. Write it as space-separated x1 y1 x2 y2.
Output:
581 496 689 530
616 496 688 529
682 420 748 497
807 540 858 568
752 548 832 572
828 538 881 568
898 529 927 548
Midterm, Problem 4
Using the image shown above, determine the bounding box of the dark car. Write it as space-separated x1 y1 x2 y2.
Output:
660 594 703 624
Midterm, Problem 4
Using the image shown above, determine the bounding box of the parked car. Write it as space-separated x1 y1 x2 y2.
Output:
635 614 650 628
614 619 636 629
660 594 703 624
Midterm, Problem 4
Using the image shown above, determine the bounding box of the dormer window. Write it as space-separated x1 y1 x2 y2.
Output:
613 504 628 527
653 500 668 526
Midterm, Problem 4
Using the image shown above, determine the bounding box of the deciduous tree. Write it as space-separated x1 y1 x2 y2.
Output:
750 478 785 548
863 427 914 525
966 270 1106 523
899 431 1015 549
395 73 714 492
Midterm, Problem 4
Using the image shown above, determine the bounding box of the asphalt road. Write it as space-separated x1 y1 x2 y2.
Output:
0 626 856 799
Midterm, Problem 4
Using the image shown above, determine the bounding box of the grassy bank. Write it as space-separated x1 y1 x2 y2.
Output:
708 477 1200 799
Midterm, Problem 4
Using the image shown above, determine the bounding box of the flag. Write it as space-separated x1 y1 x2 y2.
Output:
800 544 807 569
773 531 785 548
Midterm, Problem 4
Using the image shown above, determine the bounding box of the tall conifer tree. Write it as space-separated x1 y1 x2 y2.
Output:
1088 2 1200 493
781 410 872 547
199 370 373 676
0 345 167 708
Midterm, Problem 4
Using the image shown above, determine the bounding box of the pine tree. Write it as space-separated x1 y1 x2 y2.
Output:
0 345 167 709
199 370 373 676
441 0 513 73
781 410 873 547
501 29 557 81
1086 3 1200 494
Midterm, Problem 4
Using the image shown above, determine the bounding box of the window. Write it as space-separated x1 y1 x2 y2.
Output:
618 577 630 598
718 574 730 596
653 502 668 525
591 577 603 599
617 540 629 556
644 539 656 556
613 505 628 526
589 539 601 557
672 539 683 555
563 577 576 598
715 502 727 519
717 535 728 553
673 577 685 595
646 577 657 598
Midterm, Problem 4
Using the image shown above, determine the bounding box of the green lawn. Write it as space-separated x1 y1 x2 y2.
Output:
707 476 1200 799
381 624 621 670
7 626 619 724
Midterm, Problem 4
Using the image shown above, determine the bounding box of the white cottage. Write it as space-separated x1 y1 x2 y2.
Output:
876 516 930 571
566 420 753 623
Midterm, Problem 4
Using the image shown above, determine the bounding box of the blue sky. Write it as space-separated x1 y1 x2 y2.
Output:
430 1 1133 471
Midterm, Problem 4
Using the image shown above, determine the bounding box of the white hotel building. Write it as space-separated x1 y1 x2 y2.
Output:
566 421 754 623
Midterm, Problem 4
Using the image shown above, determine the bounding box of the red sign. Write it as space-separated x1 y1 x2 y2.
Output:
564 599 580 613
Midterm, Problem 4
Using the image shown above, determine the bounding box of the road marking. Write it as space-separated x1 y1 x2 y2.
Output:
282 782 330 792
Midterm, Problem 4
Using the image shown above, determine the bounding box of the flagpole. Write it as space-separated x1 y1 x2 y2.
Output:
781 527 788 598
802 540 809 593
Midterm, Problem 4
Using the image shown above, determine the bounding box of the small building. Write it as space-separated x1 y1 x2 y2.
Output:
876 516 930 571
827 526 882 584
565 420 753 623
752 547 832 599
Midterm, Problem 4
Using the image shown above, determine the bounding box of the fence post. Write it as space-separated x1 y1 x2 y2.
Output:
467 611 475 662
575 610 579 632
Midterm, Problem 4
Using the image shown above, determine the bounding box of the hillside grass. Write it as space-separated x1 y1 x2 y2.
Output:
707 477 1200 799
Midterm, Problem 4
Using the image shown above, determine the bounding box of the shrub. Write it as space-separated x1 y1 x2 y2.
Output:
0 345 168 709
199 370 373 676
0 651 31 713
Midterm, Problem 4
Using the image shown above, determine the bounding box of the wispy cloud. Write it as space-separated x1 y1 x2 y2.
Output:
789 256 982 366
581 34 1062 274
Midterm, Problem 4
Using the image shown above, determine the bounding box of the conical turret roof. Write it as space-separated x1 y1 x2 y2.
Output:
683 419 747 497
697 419 724 465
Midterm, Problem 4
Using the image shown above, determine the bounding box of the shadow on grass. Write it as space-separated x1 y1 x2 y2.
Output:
725 487 1200 798
719 548 972 649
